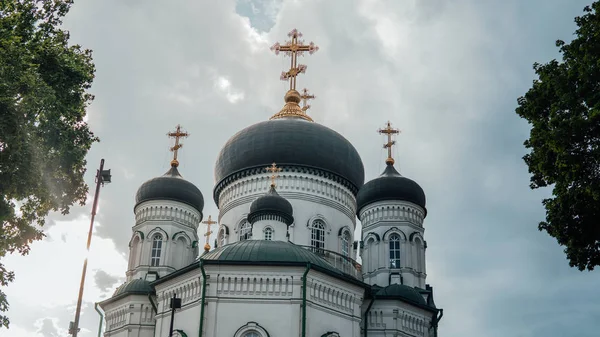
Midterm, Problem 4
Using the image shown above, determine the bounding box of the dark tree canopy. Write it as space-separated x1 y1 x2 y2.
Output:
516 2 600 271
0 0 97 328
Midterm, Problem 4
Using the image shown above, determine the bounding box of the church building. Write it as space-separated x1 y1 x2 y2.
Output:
98 29 443 337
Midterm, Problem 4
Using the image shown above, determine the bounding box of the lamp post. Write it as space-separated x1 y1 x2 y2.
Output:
169 293 182 337
69 159 111 337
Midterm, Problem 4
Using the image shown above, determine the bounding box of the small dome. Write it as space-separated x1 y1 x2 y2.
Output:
248 185 294 225
135 166 204 217
113 279 153 296
202 240 334 272
356 163 426 215
376 284 427 306
213 118 365 204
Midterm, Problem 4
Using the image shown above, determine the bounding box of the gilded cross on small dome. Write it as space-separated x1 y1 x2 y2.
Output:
271 29 319 91
378 121 400 165
300 88 315 112
202 215 217 252
265 162 283 188
167 125 189 167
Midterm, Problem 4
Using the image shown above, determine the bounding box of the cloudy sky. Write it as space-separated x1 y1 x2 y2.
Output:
4 0 600 336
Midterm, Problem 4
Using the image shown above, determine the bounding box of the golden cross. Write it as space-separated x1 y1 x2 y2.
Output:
167 125 189 168
300 88 315 112
378 121 400 165
265 162 283 188
271 29 319 91
202 215 217 251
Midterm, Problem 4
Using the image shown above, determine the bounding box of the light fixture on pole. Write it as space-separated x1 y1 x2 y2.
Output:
69 159 111 337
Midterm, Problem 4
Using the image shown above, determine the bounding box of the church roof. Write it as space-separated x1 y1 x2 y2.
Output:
113 278 154 297
201 240 335 271
248 185 294 225
356 163 426 215
213 118 365 204
135 166 204 216
375 284 428 306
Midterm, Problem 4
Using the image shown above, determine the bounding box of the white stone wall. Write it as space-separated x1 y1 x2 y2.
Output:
251 218 289 241
151 264 364 337
127 199 201 281
217 171 357 257
364 300 435 337
101 295 155 337
359 200 427 288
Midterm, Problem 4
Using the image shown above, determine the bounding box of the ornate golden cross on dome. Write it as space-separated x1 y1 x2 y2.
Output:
300 88 315 112
167 125 189 168
378 121 400 165
265 162 283 188
271 29 319 91
202 215 217 252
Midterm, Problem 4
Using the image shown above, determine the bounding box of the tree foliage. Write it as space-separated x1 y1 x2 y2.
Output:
0 0 97 328
516 2 600 271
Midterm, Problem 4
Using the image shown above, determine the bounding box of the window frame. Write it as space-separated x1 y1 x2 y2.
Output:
311 220 326 251
389 233 401 269
264 227 273 241
150 234 163 267
239 220 252 241
341 229 351 257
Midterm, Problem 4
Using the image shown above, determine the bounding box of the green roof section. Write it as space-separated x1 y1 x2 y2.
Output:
113 278 154 296
376 284 427 306
201 240 336 272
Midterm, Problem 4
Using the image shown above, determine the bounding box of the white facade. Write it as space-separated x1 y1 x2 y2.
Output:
128 199 201 281
150 265 365 337
99 135 442 337
359 200 427 288
216 170 357 258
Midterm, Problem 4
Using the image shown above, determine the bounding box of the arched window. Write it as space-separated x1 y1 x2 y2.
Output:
217 229 225 247
341 230 351 257
129 236 141 270
389 234 401 268
311 220 325 251
264 227 273 241
239 221 252 241
233 322 268 337
177 236 187 268
151 234 163 267
415 237 424 273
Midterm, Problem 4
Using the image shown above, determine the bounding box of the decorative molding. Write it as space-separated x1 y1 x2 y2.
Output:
338 226 351 237
382 227 407 241
360 201 425 228
129 231 144 246
364 232 380 243
409 231 424 243
147 227 169 241
307 214 332 233
135 202 200 229
158 278 203 312
214 165 359 205
217 275 293 297
233 321 271 337
216 169 357 220
309 279 354 314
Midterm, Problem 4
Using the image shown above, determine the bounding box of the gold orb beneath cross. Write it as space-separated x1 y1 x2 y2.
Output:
204 243 211 251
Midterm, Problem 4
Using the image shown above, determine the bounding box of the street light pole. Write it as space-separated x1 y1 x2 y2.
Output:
169 293 182 337
69 159 111 337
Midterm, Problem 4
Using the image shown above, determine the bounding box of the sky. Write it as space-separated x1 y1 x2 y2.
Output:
4 0 600 336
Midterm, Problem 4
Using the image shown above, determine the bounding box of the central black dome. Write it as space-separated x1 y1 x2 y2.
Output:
214 118 364 203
